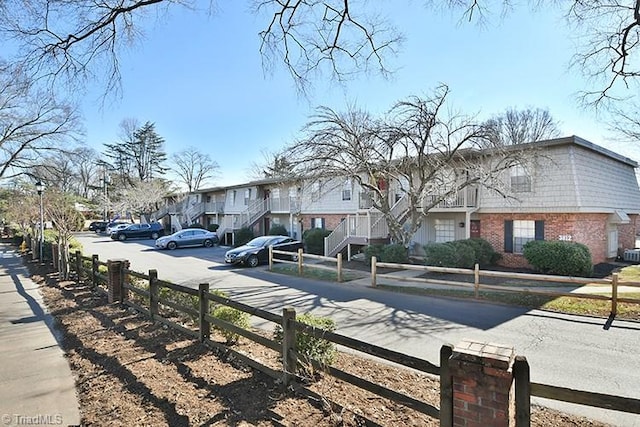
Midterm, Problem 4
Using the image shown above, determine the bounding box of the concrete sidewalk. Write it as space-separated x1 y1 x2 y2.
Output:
0 246 80 427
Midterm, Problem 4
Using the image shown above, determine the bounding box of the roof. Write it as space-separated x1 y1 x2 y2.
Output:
191 135 639 194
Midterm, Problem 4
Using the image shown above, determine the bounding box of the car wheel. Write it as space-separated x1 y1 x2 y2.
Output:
151 232 159 239
118 234 126 241
203 239 213 248
246 254 259 268
167 241 177 250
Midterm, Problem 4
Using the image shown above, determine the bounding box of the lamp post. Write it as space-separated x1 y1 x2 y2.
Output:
35 181 44 261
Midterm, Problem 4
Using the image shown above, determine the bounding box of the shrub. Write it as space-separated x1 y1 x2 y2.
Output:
273 313 337 378
302 228 332 255
523 240 593 277
423 241 476 268
234 227 254 246
381 243 409 264
364 245 385 265
268 224 288 236
188 223 205 229
463 238 501 266
207 224 219 232
212 305 251 344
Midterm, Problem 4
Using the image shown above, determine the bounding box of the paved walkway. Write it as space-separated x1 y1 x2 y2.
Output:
0 246 80 427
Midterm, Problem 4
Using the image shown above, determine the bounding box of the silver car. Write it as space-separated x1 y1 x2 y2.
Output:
155 228 219 250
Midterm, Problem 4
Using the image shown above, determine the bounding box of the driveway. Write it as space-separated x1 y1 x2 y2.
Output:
75 232 640 426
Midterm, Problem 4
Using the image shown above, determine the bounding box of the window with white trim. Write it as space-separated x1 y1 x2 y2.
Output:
342 179 352 201
513 220 535 253
312 217 325 229
510 163 532 192
244 188 252 205
434 219 455 242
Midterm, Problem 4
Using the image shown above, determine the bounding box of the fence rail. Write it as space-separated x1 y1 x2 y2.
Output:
371 257 640 315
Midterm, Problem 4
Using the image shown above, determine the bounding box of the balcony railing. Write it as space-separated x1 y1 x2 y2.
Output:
423 187 478 209
270 196 300 213
203 201 225 213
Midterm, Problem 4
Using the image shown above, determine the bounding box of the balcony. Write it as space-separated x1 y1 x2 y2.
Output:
423 187 478 210
203 201 225 214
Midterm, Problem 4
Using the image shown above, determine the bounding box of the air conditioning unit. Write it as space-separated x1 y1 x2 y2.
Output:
623 249 640 262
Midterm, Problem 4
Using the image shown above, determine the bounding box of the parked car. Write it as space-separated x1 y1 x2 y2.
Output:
105 221 131 234
108 224 129 235
110 223 165 241
224 235 303 268
155 228 219 250
88 221 108 233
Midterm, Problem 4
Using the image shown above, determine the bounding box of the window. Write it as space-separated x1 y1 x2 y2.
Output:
271 188 280 199
231 190 237 205
434 219 455 242
312 217 325 229
504 220 544 253
244 189 252 205
206 196 211 203
342 180 352 201
510 163 531 192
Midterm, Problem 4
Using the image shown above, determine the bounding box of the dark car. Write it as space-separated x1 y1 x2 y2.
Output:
155 228 219 250
224 235 303 268
110 222 165 241
88 221 108 233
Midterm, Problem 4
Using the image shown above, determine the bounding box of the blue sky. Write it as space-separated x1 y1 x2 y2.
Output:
81 2 638 187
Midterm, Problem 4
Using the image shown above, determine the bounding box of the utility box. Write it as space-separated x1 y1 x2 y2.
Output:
623 249 640 262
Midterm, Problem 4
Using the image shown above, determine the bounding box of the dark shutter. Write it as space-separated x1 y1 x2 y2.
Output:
535 220 545 241
504 220 513 253
321 218 326 229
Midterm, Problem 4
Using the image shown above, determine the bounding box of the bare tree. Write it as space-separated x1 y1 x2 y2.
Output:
171 147 219 192
0 62 81 179
112 179 170 220
2 0 640 101
284 85 538 246
483 107 561 146
44 189 85 279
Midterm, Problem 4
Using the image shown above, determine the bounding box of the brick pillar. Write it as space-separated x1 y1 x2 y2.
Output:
107 259 128 303
449 339 515 427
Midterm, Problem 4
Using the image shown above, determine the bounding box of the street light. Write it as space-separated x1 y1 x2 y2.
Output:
35 181 44 261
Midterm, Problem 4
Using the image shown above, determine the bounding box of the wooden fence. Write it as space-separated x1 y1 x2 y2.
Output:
371 257 640 315
68 250 640 426
70 251 443 423
269 247 345 281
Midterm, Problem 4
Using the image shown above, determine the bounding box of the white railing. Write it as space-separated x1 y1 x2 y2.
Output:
240 198 270 228
270 196 299 212
423 187 478 209
324 212 391 256
203 201 224 213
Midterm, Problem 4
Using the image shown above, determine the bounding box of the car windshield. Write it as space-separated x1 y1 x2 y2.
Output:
246 236 274 247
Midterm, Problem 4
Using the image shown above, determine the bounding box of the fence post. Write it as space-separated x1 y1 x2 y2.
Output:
474 263 480 299
449 339 515 427
269 246 273 271
282 307 297 387
107 259 127 304
198 283 210 342
513 355 531 427
611 272 619 316
439 344 454 427
297 248 303 276
337 253 343 283
371 256 377 287
74 251 82 281
149 269 159 321
91 254 99 289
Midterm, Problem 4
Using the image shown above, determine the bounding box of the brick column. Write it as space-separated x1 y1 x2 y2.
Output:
107 259 128 303
449 339 515 427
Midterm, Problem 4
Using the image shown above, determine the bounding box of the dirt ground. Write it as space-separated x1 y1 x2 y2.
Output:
28 261 610 427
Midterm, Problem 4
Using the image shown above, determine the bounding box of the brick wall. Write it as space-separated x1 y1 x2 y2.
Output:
480 212 636 267
298 214 346 232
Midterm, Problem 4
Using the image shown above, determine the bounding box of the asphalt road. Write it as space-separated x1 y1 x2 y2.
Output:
75 232 640 426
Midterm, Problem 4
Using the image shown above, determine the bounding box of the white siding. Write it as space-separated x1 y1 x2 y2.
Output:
298 177 361 213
